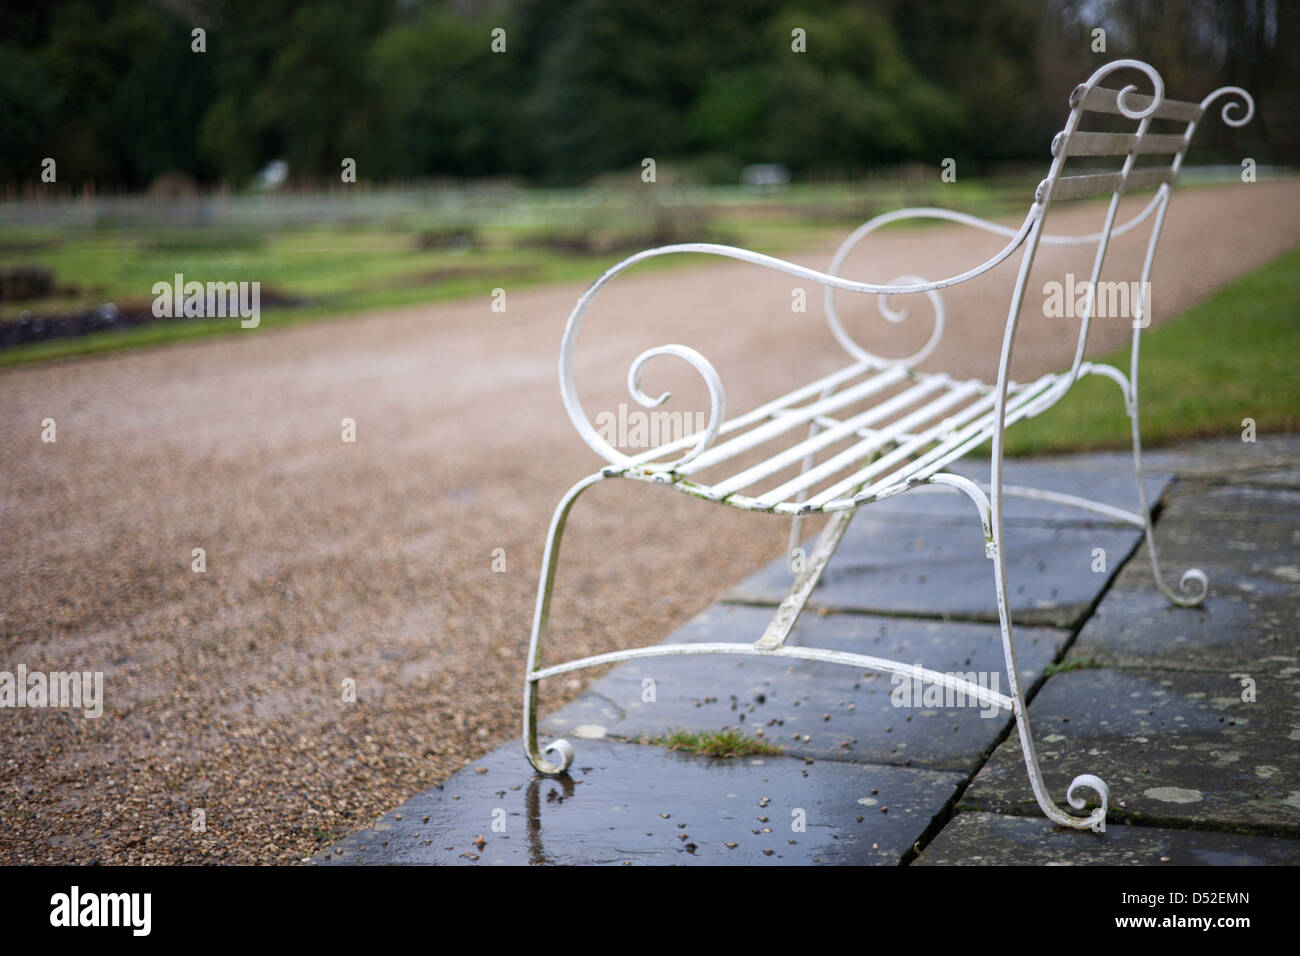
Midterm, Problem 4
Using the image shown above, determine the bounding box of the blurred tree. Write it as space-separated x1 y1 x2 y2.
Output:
888 0 1048 167
107 20 217 185
756 3 962 172
369 4 527 178
198 0 389 184
524 0 782 182
0 0 1291 187
252 0 390 180
0 45 62 182
18 0 170 183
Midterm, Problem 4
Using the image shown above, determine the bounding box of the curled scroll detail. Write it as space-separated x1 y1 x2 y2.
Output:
623 344 726 472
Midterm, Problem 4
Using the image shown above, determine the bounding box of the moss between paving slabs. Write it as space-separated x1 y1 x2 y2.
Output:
1003 244 1300 456
650 728 783 758
1041 656 1102 678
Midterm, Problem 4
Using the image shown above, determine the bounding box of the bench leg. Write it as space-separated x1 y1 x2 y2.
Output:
759 505 857 650
1128 399 1209 607
990 517 1109 832
939 472 1109 832
522 473 607 775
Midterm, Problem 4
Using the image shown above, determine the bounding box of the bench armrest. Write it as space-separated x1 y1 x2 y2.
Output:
557 225 1040 471
836 203 1172 249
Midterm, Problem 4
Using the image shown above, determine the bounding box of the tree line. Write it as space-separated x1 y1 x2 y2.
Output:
0 0 1290 189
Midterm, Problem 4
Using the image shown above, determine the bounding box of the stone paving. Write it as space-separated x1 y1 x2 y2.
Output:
318 435 1300 865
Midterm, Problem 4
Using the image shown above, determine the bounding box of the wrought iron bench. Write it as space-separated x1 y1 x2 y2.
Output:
522 60 1253 833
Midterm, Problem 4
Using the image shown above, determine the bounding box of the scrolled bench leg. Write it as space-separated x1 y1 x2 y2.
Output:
525 711 574 775
522 473 607 776
994 530 1109 830
1006 699 1111 833
939 471 1109 832
1128 392 1208 608
525 669 575 775
993 528 1111 833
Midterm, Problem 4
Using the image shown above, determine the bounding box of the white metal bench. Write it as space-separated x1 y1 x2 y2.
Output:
522 60 1254 833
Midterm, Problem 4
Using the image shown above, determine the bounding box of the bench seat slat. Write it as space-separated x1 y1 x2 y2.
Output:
752 381 985 507
1050 166 1174 201
851 375 1061 500
1077 86 1202 122
706 377 948 496
1051 172 1119 200
1063 131 1189 157
623 361 875 467
1124 166 1179 192
674 365 909 475
802 374 1058 510
796 388 1001 509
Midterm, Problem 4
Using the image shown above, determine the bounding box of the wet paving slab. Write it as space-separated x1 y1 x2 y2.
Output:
979 452 1175 504
313 739 965 865
1161 480 1300 521
1222 467 1300 489
958 668 1300 833
1071 512 1300 675
1072 588 1298 677
540 602 1065 773
1140 433 1300 479
858 452 1172 524
727 513 1142 628
915 811 1300 865
723 450 1174 629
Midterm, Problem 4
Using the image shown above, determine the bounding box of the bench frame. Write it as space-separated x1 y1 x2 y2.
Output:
522 60 1254 833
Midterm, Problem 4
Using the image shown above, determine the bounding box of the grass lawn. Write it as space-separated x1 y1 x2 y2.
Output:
1003 244 1300 456
0 177 1035 367
0 234 665 366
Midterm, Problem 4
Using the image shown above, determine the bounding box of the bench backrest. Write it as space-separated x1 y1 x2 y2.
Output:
1025 59 1255 381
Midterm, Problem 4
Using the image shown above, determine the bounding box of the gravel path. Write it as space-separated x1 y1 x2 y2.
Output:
2 181 1297 864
